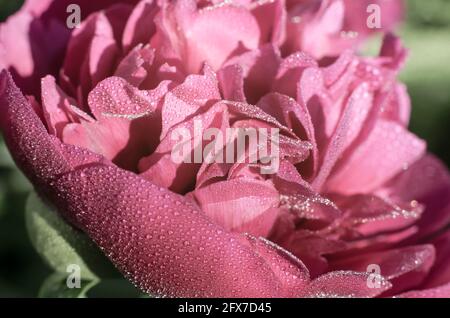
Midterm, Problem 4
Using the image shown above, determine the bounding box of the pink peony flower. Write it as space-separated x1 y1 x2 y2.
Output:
1 0 450 297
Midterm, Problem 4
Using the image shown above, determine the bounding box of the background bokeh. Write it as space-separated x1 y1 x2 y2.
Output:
0 0 449 297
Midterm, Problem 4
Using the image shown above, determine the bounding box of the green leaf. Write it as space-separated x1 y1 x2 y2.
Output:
0 182 5 218
26 191 119 280
38 274 150 298
0 140 14 168
7 169 32 193
0 139 32 192
85 279 147 298
0 0 24 21
39 272 98 298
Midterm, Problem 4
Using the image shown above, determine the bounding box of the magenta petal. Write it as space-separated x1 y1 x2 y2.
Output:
250 0 286 45
196 162 231 189
245 235 310 297
61 76 167 170
139 153 199 193
322 50 355 87
221 44 281 104
140 100 228 192
282 230 346 278
272 51 317 99
421 231 450 289
257 93 318 178
155 0 260 73
300 271 391 298
86 13 120 89
380 83 411 126
61 109 163 172
334 194 424 237
1 70 311 297
284 0 347 59
0 11 69 96
182 2 260 72
0 71 70 185
381 154 450 241
87 76 164 119
0 13 35 91
279 192 340 226
395 282 450 298
53 164 307 297
193 178 280 237
313 82 374 191
325 120 426 195
62 9 124 97
22 0 56 15
274 169 341 226
62 118 145 171
114 45 155 87
122 0 158 52
218 64 247 102
40 75 80 137
54 141 110 169
160 67 220 138
330 245 435 295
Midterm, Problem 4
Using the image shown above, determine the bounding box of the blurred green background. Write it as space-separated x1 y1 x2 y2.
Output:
0 0 449 297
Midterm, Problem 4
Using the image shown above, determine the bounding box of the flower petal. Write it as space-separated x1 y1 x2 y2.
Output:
155 0 260 73
313 82 374 190
1 70 310 298
395 282 450 298
257 93 318 179
421 231 450 289
330 245 435 295
250 0 286 46
221 44 281 104
193 178 280 237
0 11 69 96
53 163 312 297
40 75 81 137
160 67 220 139
114 45 155 87
0 71 70 185
334 194 424 237
381 154 450 241
300 271 391 298
325 120 426 195
122 0 158 51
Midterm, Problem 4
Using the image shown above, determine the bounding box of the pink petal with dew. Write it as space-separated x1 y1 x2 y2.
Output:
330 245 435 296
122 0 158 52
325 120 426 195
193 178 280 237
299 271 391 298
0 70 310 297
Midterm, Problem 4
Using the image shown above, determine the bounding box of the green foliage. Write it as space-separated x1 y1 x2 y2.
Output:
39 272 97 298
0 140 14 168
26 192 119 280
407 0 450 27
26 192 148 298
85 279 145 298
38 273 145 298
0 0 23 21
399 26 450 166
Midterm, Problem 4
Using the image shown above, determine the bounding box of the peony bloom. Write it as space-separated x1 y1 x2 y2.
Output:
1 0 450 298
